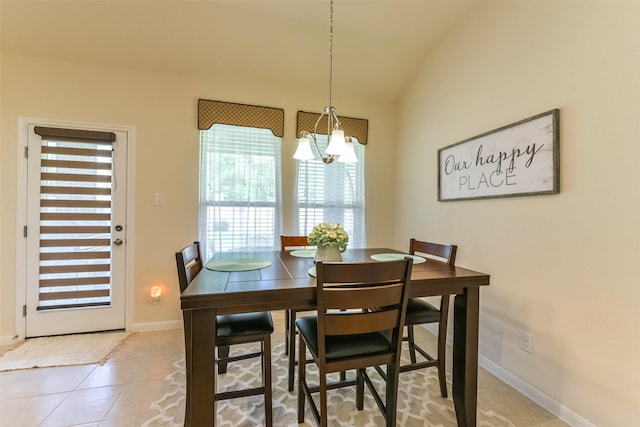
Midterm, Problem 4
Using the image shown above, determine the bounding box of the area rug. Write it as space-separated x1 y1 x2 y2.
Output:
0 331 130 371
141 342 516 427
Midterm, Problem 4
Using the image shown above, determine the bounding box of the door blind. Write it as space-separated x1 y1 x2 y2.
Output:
38 137 114 310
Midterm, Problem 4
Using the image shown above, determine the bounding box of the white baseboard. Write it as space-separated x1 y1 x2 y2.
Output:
1 320 182 344
419 324 594 427
129 319 182 333
477 354 595 427
128 311 286 333
0 335 21 345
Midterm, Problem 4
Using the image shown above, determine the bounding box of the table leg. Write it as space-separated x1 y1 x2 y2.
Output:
452 287 479 427
183 308 217 426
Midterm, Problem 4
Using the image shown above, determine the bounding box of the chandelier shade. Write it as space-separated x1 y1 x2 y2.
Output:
293 0 366 164
293 135 315 160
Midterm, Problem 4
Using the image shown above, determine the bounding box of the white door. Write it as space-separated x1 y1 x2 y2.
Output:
24 123 128 337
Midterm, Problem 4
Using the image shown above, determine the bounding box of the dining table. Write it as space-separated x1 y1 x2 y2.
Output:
180 247 490 426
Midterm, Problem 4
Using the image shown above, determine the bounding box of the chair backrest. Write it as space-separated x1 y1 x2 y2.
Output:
409 238 457 267
175 241 204 293
314 259 413 358
280 235 311 251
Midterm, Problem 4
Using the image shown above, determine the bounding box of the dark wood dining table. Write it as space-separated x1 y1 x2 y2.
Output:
180 247 490 426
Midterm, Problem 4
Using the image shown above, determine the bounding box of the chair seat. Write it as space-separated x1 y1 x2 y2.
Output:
217 312 274 338
296 315 392 360
405 298 440 325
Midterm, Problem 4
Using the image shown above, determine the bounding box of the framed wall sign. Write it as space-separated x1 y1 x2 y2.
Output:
438 109 559 201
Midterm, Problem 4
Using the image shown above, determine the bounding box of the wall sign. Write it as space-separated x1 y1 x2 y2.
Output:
438 109 559 201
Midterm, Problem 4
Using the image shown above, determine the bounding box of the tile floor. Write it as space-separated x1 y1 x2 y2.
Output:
0 315 569 427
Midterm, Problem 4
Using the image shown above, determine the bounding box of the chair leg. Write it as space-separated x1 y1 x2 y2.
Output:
288 310 297 391
437 295 450 398
407 325 418 364
218 345 230 374
284 310 290 356
319 370 328 427
297 334 306 424
438 322 447 398
385 362 399 427
356 368 365 410
263 336 273 426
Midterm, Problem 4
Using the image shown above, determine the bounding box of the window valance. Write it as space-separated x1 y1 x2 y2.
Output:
296 111 368 145
198 99 285 138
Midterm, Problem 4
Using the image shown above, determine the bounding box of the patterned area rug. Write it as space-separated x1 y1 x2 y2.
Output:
141 342 516 426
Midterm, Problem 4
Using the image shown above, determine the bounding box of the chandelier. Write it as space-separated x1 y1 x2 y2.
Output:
293 0 358 164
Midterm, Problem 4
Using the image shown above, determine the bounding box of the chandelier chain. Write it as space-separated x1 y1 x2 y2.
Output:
328 0 334 109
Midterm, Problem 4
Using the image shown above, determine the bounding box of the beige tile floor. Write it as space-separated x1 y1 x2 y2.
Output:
0 315 569 427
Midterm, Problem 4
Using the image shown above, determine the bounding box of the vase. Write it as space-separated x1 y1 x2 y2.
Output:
314 243 343 262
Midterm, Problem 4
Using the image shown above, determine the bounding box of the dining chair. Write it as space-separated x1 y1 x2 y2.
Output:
402 238 457 398
281 235 314 392
175 241 274 425
296 258 413 427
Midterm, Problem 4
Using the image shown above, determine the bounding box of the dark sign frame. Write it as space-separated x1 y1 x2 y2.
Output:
438 109 560 201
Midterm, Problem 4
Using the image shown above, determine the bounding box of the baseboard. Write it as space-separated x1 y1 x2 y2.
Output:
420 324 595 427
478 354 595 427
2 320 183 344
0 335 21 345
129 319 182 333
129 311 286 333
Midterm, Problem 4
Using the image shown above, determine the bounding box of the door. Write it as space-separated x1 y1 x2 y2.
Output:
24 124 128 337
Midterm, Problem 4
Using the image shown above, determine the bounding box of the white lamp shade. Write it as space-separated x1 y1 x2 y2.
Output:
293 137 315 160
325 129 346 155
337 139 358 163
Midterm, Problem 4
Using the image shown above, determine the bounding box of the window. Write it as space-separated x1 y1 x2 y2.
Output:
293 135 366 247
199 124 282 259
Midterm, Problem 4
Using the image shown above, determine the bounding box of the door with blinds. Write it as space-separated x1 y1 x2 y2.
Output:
24 124 128 337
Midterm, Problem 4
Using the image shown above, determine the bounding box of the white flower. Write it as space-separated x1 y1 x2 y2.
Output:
307 222 349 251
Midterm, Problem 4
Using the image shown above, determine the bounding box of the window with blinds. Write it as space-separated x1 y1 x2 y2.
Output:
199 124 282 259
293 135 366 247
37 137 114 310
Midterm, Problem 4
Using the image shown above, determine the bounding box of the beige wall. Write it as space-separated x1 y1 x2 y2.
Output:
0 53 397 337
396 1 639 425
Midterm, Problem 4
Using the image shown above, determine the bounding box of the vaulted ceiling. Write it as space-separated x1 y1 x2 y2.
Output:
1 0 480 102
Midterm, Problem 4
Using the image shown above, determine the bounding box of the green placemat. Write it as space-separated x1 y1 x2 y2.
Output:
308 266 317 277
290 249 316 258
370 253 427 264
205 258 272 272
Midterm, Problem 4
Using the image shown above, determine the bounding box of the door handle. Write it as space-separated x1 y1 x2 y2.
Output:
113 239 123 246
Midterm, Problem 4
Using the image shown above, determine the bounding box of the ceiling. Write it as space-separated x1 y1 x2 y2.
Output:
1 0 481 102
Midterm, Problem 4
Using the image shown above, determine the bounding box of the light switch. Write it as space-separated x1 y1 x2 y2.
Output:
154 193 165 207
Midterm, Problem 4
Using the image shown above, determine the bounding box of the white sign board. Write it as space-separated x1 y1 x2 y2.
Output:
438 110 559 201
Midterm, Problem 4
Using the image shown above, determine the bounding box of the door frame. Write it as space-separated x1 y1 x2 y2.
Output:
15 116 136 340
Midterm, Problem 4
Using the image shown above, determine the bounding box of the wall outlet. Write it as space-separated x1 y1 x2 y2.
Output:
519 331 533 353
154 193 165 207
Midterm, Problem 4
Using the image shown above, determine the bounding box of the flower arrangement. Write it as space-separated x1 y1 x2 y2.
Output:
308 222 349 251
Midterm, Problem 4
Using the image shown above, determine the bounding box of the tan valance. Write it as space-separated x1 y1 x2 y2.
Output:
198 99 285 137
296 111 368 145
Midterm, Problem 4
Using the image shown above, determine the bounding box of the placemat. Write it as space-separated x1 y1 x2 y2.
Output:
370 253 427 264
290 249 316 258
205 258 272 272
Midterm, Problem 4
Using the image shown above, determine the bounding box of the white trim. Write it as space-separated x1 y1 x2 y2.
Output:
15 116 136 338
419 324 595 427
123 127 136 333
477 354 596 427
14 119 29 341
0 335 22 346
129 320 182 333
